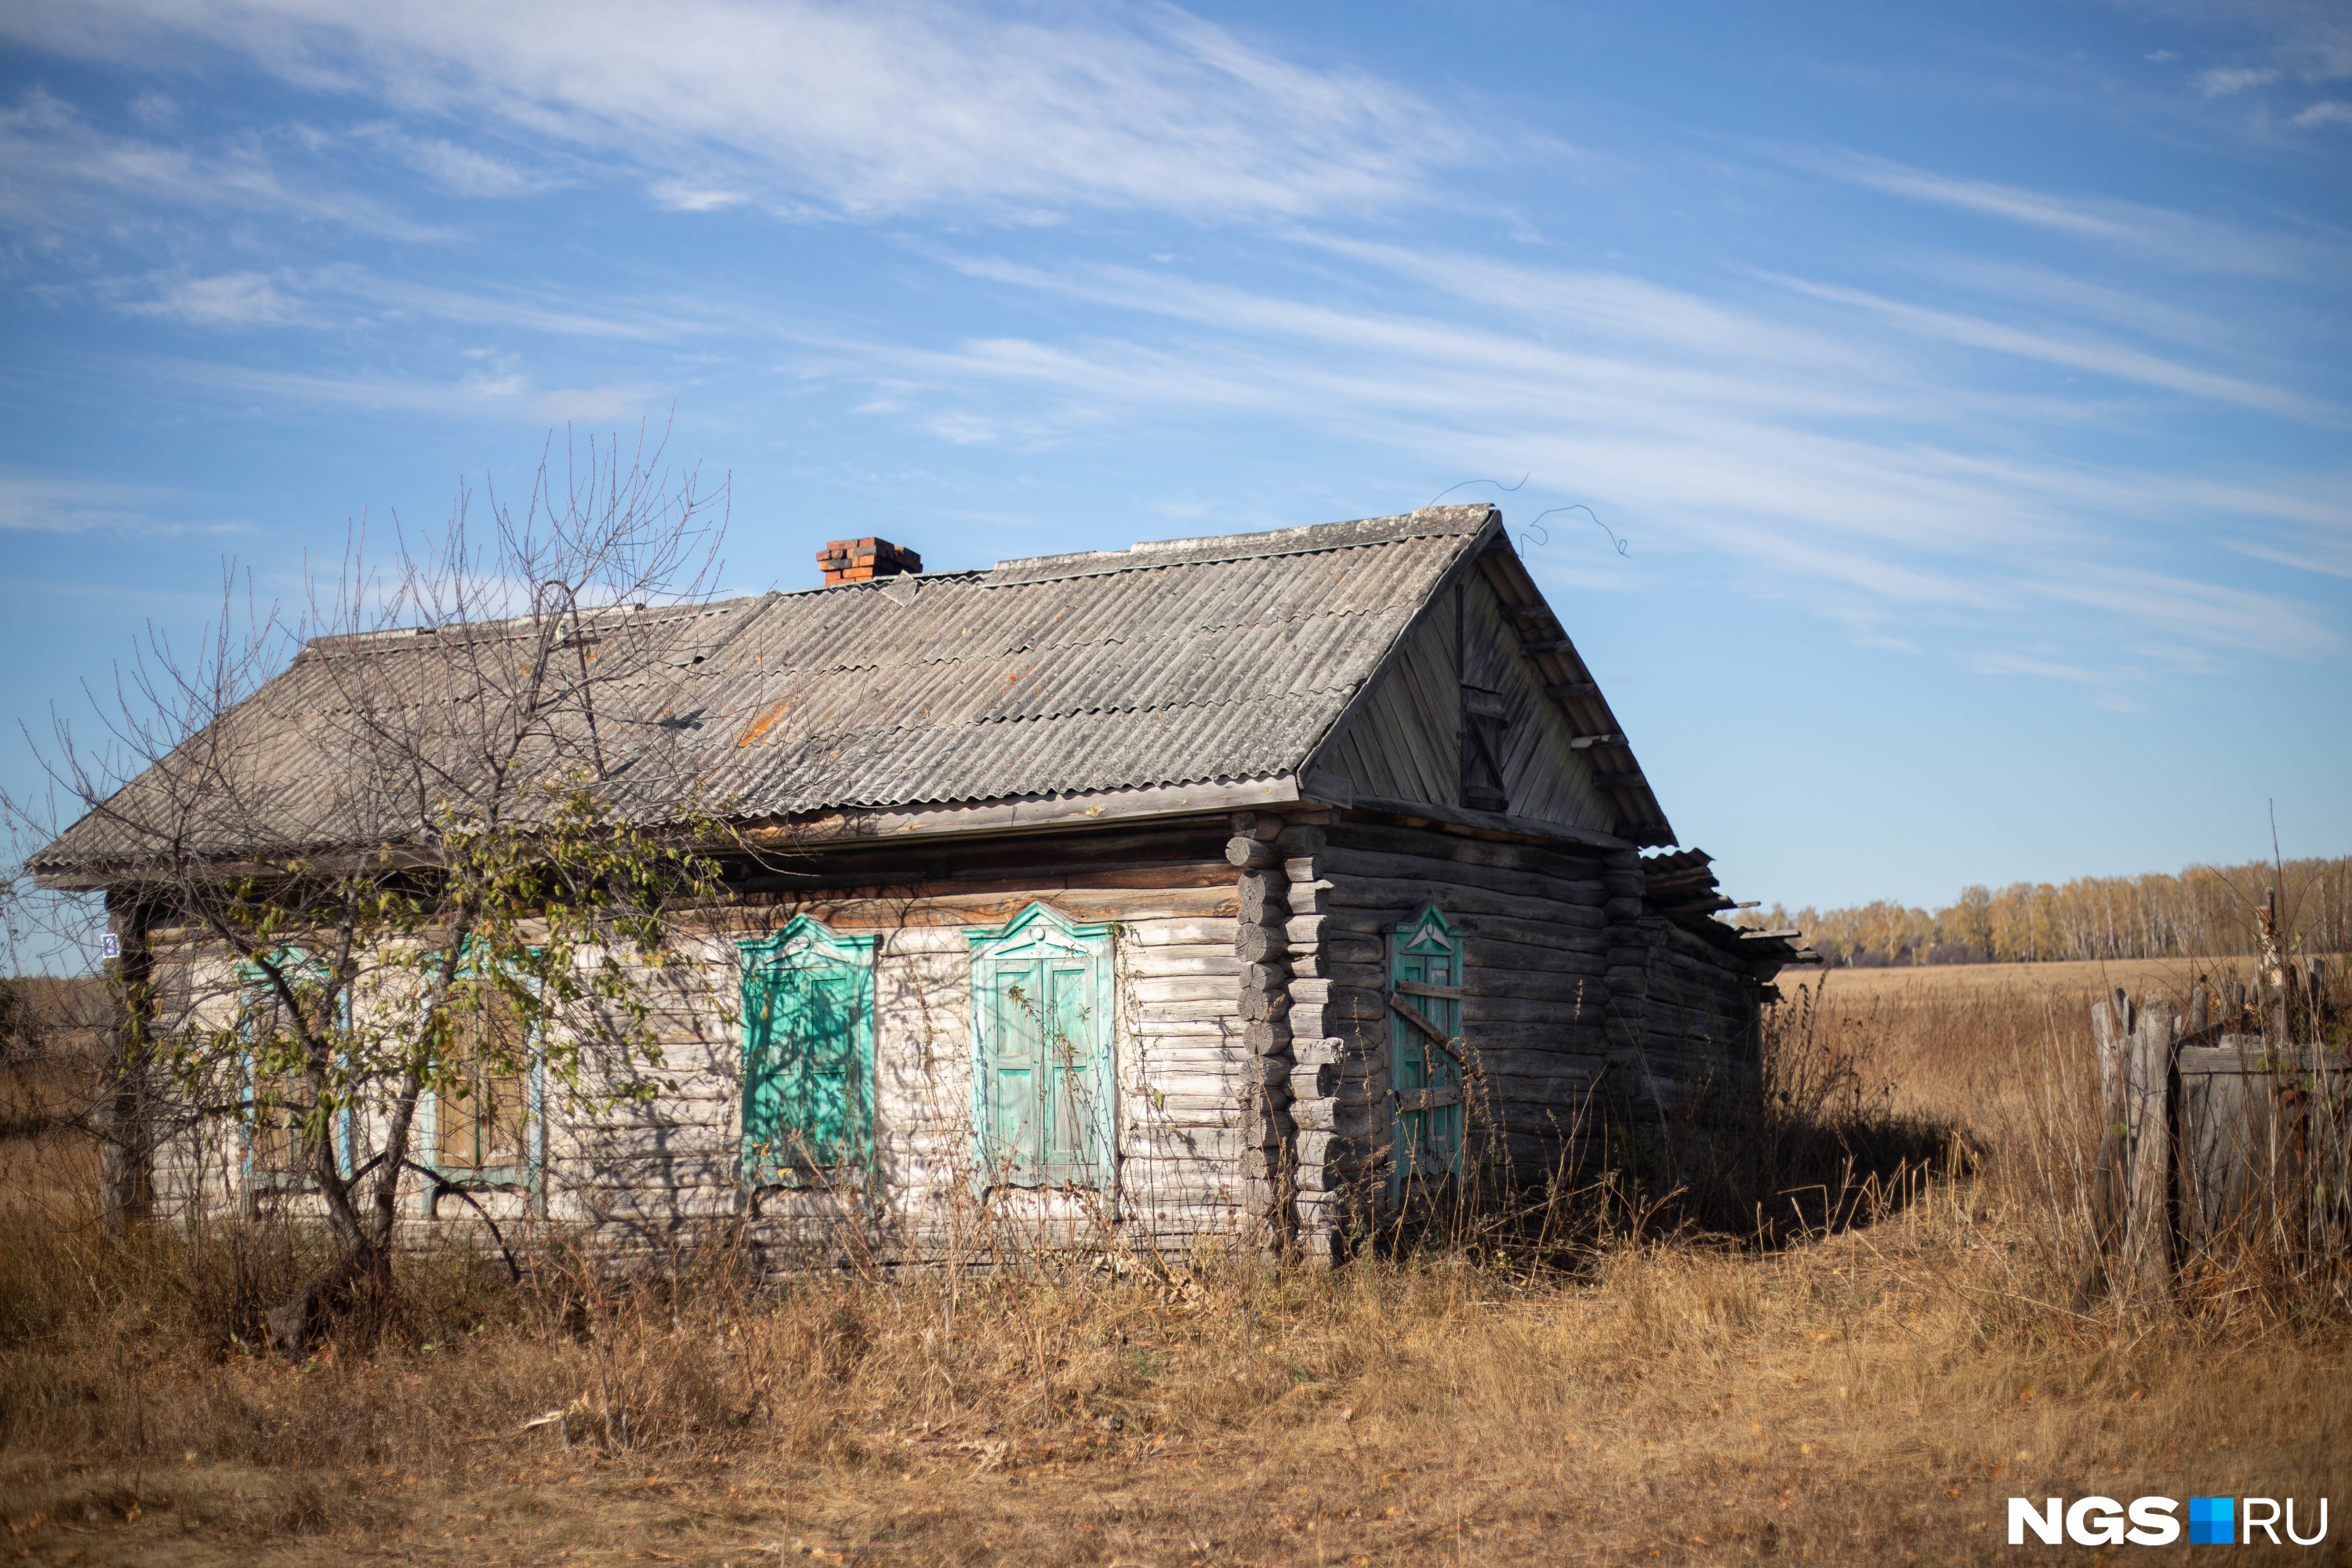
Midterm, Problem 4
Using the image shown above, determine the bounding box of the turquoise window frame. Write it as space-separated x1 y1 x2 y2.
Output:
737 916 879 1192
966 902 1116 1193
415 952 546 1212
233 948 354 1190
1387 903 1466 1202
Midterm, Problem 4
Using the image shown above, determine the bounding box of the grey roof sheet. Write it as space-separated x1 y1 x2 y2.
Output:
35 506 1507 870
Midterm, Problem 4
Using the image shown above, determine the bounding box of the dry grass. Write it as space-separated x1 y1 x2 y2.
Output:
1802 954 2346 1005
2 975 2347 1566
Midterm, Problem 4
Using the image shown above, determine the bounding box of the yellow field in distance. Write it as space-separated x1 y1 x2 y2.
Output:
1781 953 2343 1007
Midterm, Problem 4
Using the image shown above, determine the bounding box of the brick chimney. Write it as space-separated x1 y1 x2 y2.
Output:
815 536 924 586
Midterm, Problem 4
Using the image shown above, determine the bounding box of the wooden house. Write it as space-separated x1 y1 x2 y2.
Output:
35 504 1807 1264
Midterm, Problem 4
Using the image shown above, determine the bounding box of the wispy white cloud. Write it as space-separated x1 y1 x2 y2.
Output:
786 244 2342 660
0 86 444 240
0 474 151 532
2292 99 2352 127
2223 534 2352 579
0 0 1468 222
1777 145 2325 276
311 267 696 339
0 470 227 535
83 263 699 339
2199 64 2283 95
2029 564 2338 658
1764 273 2341 423
120 270 311 327
149 358 540 415
378 131 541 196
647 180 747 212
1888 254 2239 353
1973 652 2108 684
532 384 645 421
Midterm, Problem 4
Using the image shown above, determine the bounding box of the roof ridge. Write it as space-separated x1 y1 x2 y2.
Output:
978 505 1497 587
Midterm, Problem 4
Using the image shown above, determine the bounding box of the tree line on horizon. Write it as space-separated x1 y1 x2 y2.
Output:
1733 855 2352 968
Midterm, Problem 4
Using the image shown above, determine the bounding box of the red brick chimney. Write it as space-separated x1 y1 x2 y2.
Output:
815 537 924 586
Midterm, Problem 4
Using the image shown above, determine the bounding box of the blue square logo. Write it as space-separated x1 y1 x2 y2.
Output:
2189 1497 2235 1545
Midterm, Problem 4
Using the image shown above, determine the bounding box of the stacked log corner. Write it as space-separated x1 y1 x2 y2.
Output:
1227 809 1333 1261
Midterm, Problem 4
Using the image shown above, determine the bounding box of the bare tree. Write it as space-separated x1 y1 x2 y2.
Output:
6 425 744 1345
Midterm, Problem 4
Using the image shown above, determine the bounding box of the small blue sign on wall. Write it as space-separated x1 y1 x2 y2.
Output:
101 933 122 960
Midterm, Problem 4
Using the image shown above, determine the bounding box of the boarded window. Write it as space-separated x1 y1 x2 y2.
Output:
1388 904 1466 1198
1461 685 1511 813
739 918 878 1189
968 904 1115 1191
237 961 340 1182
432 982 534 1183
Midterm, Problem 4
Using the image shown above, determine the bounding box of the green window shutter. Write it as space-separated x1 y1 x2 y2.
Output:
967 905 1115 1192
739 919 877 1190
1043 956 1104 1181
1388 904 1466 1200
980 956 1044 1181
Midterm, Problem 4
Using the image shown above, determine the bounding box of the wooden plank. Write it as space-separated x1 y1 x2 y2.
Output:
1127 976 1242 1004
740 884 1240 929
741 775 1310 848
1123 947 1245 979
1315 844 1607 902
1127 918 1242 947
1328 819 1606 878
1387 996 1472 1073
1396 980 1465 1000
2122 1007 2173 1303
1318 877 1609 927
1461 994 1613 1026
1392 1084 1465 1112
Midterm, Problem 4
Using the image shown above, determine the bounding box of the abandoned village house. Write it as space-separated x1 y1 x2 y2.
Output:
34 503 1808 1265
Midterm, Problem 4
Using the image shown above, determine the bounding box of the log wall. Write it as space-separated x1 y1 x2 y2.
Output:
126 808 1771 1272
132 818 1263 1269
1273 811 1768 1259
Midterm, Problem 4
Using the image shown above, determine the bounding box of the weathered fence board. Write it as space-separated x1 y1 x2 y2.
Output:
2082 958 2347 1308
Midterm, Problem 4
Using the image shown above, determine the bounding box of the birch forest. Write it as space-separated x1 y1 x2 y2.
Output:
1736 855 2352 967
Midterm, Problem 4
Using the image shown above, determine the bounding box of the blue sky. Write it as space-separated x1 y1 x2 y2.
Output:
2 0 2347 929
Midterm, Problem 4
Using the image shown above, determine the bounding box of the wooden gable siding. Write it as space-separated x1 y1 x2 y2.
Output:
1457 575 1613 832
1319 588 1461 808
1314 569 1613 833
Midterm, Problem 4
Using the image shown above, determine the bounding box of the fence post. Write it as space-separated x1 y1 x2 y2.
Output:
2079 997 2126 1305
2122 997 2174 1305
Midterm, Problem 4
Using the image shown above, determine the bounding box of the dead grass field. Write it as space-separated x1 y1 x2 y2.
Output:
3 975 2347 1568
1795 954 2344 1006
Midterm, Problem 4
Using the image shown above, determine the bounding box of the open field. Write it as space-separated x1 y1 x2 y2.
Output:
2 978 2347 1566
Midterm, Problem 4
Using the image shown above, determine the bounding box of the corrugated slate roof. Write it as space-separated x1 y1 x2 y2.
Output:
44 505 1603 872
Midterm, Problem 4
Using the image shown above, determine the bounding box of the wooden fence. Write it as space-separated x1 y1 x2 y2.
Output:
2083 960 2347 1305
